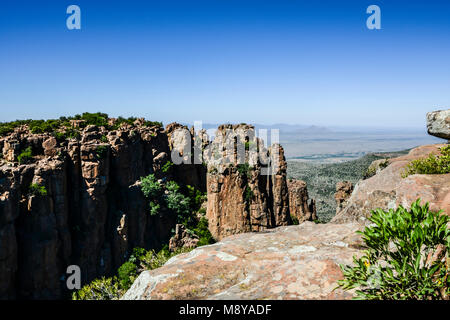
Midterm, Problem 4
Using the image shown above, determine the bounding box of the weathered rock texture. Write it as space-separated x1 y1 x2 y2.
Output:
334 181 354 214
0 122 199 299
0 120 301 299
203 124 291 240
122 221 363 300
287 179 317 222
427 109 450 140
332 144 450 223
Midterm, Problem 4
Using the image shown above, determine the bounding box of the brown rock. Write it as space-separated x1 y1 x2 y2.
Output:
332 144 450 223
288 179 317 222
168 224 199 251
42 137 58 157
335 181 354 214
122 222 363 300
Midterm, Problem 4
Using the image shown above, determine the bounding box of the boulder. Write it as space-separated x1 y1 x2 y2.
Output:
122 221 363 300
426 109 450 140
168 224 199 251
332 144 450 223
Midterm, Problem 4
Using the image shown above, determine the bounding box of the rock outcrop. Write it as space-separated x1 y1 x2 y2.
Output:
287 179 317 222
334 181 354 214
427 109 450 140
203 124 291 240
122 221 363 300
0 122 200 299
332 144 450 223
0 119 298 299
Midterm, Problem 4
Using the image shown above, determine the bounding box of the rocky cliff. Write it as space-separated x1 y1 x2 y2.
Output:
0 117 314 299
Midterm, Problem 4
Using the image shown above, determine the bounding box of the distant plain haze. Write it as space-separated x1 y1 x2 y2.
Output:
1 0 449 129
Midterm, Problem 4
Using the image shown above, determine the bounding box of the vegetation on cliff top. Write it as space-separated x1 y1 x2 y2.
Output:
338 199 450 300
0 112 163 137
402 145 450 177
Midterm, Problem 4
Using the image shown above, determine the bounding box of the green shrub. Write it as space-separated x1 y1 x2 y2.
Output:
291 214 299 225
100 135 108 143
193 217 215 246
140 174 163 198
161 161 173 173
72 277 121 300
337 199 450 300
237 163 252 179
117 261 138 290
29 183 48 196
17 146 33 164
402 146 450 177
185 185 207 212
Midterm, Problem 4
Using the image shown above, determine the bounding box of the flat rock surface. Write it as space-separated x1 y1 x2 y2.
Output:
122 222 363 300
332 144 450 223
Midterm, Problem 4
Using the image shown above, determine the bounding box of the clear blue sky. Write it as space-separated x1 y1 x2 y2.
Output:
0 0 449 128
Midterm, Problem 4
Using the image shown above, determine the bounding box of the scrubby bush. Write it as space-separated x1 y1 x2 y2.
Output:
117 261 138 290
17 146 33 164
402 145 450 177
29 183 47 196
237 163 252 179
161 161 173 173
140 174 163 198
291 215 299 225
337 199 450 300
193 217 215 246
72 277 121 300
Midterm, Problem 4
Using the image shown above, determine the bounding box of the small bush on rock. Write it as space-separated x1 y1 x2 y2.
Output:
402 145 450 177
337 199 450 300
17 146 33 164
72 277 121 300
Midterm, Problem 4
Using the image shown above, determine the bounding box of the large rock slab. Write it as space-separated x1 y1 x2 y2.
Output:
332 144 450 223
122 222 363 300
427 109 450 140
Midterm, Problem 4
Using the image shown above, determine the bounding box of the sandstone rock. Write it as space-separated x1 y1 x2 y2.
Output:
427 109 450 140
335 181 354 214
204 125 291 240
332 144 450 223
168 224 199 251
287 179 317 222
122 221 363 300
42 137 58 157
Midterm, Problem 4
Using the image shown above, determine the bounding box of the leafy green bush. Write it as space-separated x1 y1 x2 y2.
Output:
237 163 252 179
29 183 48 196
291 215 299 225
402 145 450 177
117 261 138 290
17 146 33 164
337 199 450 300
185 185 207 212
72 277 121 300
193 217 215 246
161 161 173 173
140 174 163 198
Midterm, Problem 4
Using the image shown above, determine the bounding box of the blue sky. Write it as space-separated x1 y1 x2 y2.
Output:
0 0 449 128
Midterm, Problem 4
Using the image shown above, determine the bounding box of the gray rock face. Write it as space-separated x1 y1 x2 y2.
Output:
427 109 450 140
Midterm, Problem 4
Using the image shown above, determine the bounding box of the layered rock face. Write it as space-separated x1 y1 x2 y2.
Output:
123 221 364 300
0 122 201 299
332 144 450 223
0 120 303 299
202 124 291 240
287 179 317 222
427 109 450 140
